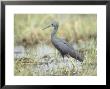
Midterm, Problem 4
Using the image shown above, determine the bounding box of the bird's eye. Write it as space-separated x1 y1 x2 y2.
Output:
51 24 53 26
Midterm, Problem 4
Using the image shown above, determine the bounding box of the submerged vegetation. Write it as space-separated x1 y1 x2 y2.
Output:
14 14 97 76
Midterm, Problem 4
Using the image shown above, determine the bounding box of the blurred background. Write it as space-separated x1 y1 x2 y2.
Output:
14 14 97 76
14 14 96 46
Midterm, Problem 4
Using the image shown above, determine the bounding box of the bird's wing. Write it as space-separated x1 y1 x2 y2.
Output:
59 39 75 50
53 38 75 53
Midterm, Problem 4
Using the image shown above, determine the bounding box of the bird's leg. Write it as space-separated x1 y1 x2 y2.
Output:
61 54 68 64
61 54 64 62
66 54 70 58
62 55 64 60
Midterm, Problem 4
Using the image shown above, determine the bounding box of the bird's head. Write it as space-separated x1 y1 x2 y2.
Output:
42 20 59 31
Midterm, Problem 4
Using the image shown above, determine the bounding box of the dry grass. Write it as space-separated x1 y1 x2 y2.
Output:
14 14 97 46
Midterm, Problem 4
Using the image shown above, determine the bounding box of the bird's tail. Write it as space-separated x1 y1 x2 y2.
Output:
70 51 83 62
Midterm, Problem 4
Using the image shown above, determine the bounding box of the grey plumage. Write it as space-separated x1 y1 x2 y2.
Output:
42 21 83 62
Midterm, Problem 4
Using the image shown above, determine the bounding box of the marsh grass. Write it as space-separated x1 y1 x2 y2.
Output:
14 39 96 76
14 14 97 76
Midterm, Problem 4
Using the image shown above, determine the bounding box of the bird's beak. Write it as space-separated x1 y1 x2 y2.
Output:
42 25 51 30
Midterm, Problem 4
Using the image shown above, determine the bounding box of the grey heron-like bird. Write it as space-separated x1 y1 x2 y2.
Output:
42 21 83 62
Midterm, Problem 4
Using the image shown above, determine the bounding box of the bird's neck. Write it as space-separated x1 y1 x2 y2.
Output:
51 27 58 39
